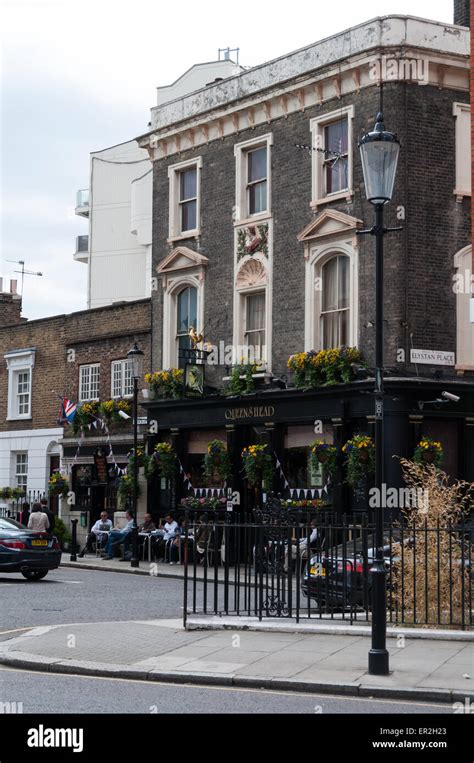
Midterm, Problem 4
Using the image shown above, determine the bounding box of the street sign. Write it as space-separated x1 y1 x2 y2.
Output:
410 349 455 366
137 417 148 426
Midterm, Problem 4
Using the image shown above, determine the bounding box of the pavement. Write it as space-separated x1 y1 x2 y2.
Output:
1 612 472 704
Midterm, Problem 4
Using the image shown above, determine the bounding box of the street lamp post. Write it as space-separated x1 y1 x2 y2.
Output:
127 341 145 569
358 113 401 676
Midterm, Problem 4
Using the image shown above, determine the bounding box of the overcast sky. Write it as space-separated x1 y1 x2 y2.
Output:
0 0 453 320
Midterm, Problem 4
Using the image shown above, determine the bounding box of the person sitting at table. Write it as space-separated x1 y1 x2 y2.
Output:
152 513 178 561
78 511 113 557
138 513 156 533
101 510 134 560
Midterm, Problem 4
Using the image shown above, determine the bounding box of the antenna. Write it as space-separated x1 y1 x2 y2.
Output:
6 259 43 312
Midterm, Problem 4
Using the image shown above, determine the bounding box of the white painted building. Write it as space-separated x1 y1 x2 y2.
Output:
74 58 243 309
74 140 153 309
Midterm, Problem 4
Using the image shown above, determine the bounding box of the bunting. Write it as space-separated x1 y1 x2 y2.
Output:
275 455 290 489
288 487 328 499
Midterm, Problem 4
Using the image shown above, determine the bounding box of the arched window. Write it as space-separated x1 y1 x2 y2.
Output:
176 286 197 368
320 255 349 348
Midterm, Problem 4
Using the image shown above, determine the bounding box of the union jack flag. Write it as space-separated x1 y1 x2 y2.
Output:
62 398 77 423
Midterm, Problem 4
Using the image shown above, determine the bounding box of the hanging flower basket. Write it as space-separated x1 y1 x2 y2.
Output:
287 347 365 389
413 439 443 468
241 444 274 488
203 440 232 483
342 435 375 487
154 443 178 481
310 440 338 476
144 369 184 400
48 472 69 497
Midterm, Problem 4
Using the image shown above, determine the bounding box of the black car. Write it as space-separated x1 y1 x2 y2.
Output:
0 516 62 581
301 532 393 610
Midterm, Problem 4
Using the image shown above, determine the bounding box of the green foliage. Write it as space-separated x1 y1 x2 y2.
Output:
203 440 232 483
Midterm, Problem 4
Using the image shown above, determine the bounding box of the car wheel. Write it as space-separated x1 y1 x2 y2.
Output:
21 570 49 581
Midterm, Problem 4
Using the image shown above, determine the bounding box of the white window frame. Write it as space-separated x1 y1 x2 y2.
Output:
454 245 474 370
310 105 354 208
111 360 134 399
305 242 358 351
4 348 35 421
79 364 100 403
163 278 204 369
168 156 202 241
234 133 273 225
453 102 471 201
14 452 28 490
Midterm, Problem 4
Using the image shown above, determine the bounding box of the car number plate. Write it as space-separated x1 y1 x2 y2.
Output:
31 540 48 547
310 563 325 577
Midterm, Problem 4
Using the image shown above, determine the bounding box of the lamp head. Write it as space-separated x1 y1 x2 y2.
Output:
359 112 400 205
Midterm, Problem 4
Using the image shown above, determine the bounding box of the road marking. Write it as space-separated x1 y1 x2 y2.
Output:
0 626 34 636
54 580 84 584
0 667 452 709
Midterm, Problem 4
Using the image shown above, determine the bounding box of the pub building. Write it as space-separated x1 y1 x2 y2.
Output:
137 10 473 519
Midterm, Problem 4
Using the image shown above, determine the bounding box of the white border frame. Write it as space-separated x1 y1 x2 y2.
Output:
4 348 35 421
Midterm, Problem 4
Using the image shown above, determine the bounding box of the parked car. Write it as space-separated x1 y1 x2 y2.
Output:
0 516 62 581
301 532 394 610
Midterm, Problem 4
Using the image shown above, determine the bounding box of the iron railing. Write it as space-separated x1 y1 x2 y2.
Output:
0 490 47 522
183 508 473 630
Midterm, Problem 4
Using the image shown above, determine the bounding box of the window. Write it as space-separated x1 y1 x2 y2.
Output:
323 119 348 195
454 245 474 370
179 168 197 232
15 453 28 490
247 147 267 215
79 364 100 402
111 360 134 398
244 292 266 359
168 157 202 240
234 134 272 223
4 348 35 420
453 102 471 200
320 256 349 348
310 106 354 206
176 287 197 368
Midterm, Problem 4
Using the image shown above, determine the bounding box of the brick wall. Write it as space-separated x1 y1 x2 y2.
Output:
0 300 151 433
0 293 22 327
151 80 470 377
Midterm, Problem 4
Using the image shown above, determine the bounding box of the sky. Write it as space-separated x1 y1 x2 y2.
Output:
0 0 453 320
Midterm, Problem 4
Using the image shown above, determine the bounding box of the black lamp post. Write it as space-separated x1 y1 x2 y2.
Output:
127 341 144 569
358 113 401 676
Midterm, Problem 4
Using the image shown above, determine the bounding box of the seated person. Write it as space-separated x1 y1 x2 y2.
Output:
101 510 134 560
138 513 156 533
152 513 178 561
79 511 113 557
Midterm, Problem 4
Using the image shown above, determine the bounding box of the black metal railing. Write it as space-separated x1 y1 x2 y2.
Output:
183 509 473 630
0 490 47 522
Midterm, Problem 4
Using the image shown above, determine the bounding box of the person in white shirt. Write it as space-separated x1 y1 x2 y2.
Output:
78 511 113 557
101 510 134 559
27 503 50 533
151 514 179 562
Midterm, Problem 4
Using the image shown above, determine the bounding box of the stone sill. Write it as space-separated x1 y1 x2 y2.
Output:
222 372 272 382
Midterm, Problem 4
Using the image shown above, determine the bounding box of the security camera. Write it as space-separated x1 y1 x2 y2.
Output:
118 410 131 420
441 391 460 403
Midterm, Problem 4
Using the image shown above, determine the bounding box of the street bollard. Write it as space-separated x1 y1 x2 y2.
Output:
70 519 78 562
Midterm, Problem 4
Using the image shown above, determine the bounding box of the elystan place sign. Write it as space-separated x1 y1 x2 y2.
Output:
410 349 455 366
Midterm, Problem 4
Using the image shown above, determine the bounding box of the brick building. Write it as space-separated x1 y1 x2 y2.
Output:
0 285 151 534
135 11 473 516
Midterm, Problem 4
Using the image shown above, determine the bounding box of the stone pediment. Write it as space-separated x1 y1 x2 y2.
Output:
157 247 209 274
297 209 363 243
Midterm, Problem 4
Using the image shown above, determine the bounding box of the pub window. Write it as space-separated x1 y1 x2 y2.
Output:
176 286 197 369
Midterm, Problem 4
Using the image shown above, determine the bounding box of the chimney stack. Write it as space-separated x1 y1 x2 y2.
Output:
454 0 470 26
0 279 22 326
